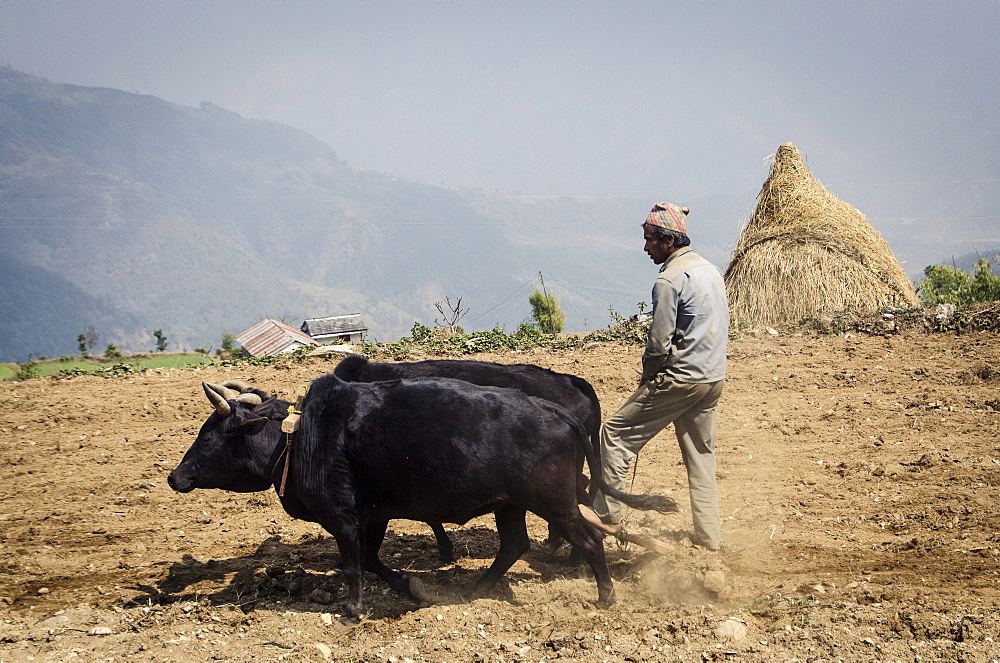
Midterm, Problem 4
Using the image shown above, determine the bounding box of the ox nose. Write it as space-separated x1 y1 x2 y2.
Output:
167 470 193 493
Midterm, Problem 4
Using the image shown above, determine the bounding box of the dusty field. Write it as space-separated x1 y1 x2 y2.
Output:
2 329 999 662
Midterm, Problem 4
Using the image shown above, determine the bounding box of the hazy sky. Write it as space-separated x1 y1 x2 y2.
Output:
3 1 998 253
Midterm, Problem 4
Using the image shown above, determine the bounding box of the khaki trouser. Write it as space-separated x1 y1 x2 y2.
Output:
593 376 724 550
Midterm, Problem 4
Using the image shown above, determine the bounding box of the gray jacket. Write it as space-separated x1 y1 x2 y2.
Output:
642 247 729 384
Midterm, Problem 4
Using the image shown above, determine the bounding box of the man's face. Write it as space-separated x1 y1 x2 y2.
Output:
643 224 674 265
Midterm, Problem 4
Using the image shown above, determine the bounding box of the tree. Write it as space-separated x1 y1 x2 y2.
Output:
917 258 1000 306
434 296 468 333
218 332 240 357
529 289 565 334
105 343 122 358
970 259 1000 303
221 333 237 352
153 329 168 352
77 325 99 357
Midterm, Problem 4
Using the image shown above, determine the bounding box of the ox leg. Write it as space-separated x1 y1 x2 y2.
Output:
428 522 456 564
552 511 616 608
324 525 364 623
361 519 411 595
472 505 529 598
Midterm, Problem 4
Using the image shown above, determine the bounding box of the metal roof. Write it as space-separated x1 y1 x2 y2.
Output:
235 318 315 357
301 314 367 338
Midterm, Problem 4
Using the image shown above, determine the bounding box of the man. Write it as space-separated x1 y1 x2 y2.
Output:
583 202 729 550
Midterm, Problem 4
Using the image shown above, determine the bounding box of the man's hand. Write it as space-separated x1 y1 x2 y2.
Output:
635 368 646 388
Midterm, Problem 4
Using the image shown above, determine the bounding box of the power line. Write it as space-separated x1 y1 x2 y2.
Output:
2 214 997 230
2 178 998 203
464 279 537 328
547 278 647 297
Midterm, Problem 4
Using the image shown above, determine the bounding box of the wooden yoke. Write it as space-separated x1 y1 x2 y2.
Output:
278 385 308 496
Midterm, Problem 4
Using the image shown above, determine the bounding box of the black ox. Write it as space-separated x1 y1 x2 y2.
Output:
333 354 601 458
334 354 603 551
181 380 459 562
168 373 675 623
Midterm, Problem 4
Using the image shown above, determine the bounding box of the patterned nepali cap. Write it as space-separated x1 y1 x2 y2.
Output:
644 202 690 233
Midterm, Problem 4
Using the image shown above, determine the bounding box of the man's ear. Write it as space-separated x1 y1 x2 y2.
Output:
239 417 269 436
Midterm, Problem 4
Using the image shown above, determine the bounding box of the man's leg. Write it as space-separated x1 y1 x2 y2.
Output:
593 378 708 526
674 380 724 550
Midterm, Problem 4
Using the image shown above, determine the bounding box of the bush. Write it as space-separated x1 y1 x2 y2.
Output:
529 289 566 334
221 333 238 353
917 258 1000 306
14 361 39 381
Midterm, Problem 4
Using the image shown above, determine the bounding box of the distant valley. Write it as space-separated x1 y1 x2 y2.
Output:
1 67 996 362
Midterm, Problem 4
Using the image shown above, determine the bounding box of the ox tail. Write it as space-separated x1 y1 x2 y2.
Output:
570 376 603 500
576 419 678 515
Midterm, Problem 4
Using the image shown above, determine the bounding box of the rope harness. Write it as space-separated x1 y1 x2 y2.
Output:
613 450 642 551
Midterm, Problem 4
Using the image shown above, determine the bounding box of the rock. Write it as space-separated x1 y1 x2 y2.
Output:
39 615 70 628
310 589 334 604
717 618 748 641
703 570 727 594
87 626 113 636
313 642 333 659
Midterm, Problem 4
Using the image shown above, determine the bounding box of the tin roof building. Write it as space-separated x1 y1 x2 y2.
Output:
235 318 316 357
301 314 367 344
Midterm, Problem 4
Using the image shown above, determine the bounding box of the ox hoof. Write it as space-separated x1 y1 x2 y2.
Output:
594 587 617 609
337 613 361 627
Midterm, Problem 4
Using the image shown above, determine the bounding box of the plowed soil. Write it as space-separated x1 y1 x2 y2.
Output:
2 329 999 662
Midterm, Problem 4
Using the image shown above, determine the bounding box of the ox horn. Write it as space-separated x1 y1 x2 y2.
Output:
222 380 267 405
235 393 262 406
203 381 234 416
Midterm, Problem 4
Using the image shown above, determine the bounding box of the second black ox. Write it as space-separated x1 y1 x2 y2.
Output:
333 355 602 459
334 354 603 551
169 372 676 624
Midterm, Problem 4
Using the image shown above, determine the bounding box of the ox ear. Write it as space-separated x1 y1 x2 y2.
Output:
239 417 269 437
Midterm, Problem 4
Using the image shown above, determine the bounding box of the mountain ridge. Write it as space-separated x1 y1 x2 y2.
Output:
3 67 995 363
0 67 660 362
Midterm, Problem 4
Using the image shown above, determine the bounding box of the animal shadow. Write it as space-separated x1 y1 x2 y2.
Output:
128 526 585 619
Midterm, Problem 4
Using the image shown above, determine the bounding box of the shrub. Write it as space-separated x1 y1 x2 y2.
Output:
14 361 39 381
917 258 1000 306
529 289 566 334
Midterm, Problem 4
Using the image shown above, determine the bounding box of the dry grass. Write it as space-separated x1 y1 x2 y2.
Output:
725 142 919 327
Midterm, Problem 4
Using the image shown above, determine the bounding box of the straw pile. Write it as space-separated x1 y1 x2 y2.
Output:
725 142 919 327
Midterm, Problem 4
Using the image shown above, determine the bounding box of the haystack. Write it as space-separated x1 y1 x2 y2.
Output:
725 142 919 327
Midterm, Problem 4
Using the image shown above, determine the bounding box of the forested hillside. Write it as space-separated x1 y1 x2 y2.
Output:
0 67 662 361
3 67 993 362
